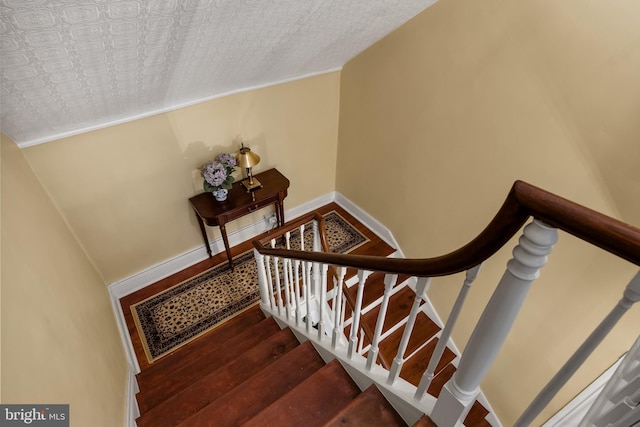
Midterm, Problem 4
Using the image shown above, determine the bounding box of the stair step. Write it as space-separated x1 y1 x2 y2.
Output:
401 337 457 388
413 415 438 427
344 285 419 348
376 312 441 368
363 286 419 335
464 401 491 427
135 327 300 427
323 384 407 427
136 315 280 413
136 304 265 389
242 359 361 427
344 271 386 309
426 363 456 397
176 340 326 426
410 403 490 427
413 362 491 427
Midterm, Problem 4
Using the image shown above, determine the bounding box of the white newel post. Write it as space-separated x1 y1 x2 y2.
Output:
431 220 558 426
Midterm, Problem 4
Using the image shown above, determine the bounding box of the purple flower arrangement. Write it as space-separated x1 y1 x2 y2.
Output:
201 153 236 192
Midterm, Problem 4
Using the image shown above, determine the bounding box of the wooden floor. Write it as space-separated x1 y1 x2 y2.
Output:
120 202 395 372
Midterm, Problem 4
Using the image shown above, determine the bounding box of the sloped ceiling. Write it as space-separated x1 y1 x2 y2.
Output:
0 0 435 147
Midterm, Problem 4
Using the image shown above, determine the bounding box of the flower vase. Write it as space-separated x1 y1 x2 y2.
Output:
213 188 228 202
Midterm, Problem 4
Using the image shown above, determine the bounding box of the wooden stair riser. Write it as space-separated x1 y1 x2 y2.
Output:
241 359 362 427
135 305 266 390
324 385 407 427
176 341 326 427
136 327 300 427
136 317 280 413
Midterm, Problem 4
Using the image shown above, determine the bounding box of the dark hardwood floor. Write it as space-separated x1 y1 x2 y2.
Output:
120 202 396 372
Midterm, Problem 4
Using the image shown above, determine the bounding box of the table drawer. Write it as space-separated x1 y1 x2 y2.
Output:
223 195 278 222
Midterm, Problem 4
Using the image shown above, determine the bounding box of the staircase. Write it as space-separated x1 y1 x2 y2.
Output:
131 180 640 426
135 305 407 426
133 267 492 426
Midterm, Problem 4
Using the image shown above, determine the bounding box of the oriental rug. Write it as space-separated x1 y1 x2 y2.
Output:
132 211 369 363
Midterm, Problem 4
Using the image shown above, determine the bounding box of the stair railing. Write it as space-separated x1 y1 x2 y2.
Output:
252 180 640 426
580 334 640 427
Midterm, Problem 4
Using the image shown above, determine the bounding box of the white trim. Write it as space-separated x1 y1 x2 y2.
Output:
542 356 625 427
16 68 342 148
125 365 140 427
334 193 403 257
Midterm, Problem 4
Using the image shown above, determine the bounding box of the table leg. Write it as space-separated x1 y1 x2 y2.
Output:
220 223 234 269
276 198 285 227
195 211 212 257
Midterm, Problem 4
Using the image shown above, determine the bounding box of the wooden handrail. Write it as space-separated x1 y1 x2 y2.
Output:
253 181 640 276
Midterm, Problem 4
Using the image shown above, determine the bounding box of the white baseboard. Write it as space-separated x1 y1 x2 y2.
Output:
125 364 140 427
334 193 404 257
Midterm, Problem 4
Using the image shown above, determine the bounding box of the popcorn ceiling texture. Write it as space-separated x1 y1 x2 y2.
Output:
0 0 435 146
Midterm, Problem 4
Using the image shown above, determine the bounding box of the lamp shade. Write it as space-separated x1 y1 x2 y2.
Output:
236 145 260 168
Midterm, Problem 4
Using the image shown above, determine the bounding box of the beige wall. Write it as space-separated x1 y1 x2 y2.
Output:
1 134 128 426
337 0 640 424
22 72 340 284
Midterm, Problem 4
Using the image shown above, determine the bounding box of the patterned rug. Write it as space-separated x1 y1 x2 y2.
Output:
132 211 369 363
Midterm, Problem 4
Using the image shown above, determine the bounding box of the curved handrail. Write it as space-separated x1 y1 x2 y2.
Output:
253 181 640 276
255 211 331 252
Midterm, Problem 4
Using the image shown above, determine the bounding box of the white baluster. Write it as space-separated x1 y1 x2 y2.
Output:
432 219 558 426
264 254 276 311
367 274 398 371
270 239 284 317
581 328 640 427
318 263 329 341
516 271 640 427
293 259 303 326
305 259 313 333
312 220 322 303
348 269 372 359
415 264 482 400
341 294 347 334
388 277 431 385
281 232 292 320
332 267 347 349
253 249 271 309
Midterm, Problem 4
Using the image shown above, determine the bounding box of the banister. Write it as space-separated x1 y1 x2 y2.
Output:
253 181 640 276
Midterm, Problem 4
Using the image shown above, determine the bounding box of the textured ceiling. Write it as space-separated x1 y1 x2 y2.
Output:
0 0 435 147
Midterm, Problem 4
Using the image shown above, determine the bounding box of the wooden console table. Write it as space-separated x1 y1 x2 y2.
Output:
189 168 289 268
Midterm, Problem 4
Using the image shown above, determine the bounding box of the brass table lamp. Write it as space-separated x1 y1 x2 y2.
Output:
236 143 262 191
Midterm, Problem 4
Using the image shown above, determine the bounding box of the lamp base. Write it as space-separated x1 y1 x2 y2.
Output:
241 177 262 191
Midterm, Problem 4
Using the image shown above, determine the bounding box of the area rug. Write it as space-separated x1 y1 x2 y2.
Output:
132 211 369 363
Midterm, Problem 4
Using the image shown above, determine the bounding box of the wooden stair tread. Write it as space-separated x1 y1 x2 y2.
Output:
136 304 265 388
400 337 456 387
376 312 441 368
135 327 300 427
412 415 438 427
323 384 407 427
344 271 386 310
426 363 456 397
136 316 280 413
176 340 326 427
464 401 491 427
363 286 419 335
242 359 361 427
344 286 420 350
